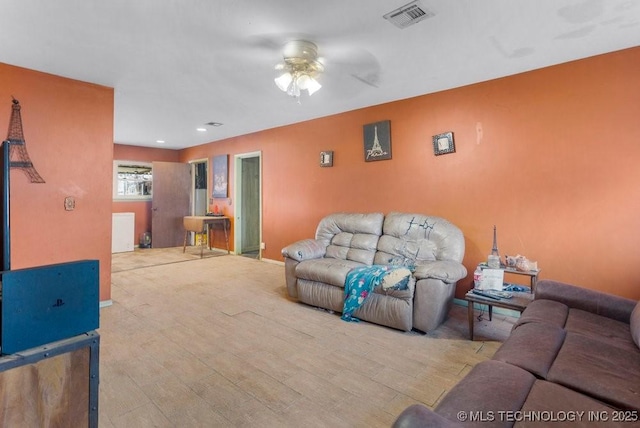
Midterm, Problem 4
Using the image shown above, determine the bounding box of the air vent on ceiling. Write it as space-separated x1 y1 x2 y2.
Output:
383 0 435 29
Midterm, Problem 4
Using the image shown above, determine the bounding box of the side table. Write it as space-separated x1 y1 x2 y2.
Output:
465 291 534 340
479 264 540 292
182 216 231 258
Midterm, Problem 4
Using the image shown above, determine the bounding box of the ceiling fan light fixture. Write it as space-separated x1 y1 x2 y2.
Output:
287 81 301 98
274 72 293 91
297 74 313 90
303 76 321 95
274 40 325 99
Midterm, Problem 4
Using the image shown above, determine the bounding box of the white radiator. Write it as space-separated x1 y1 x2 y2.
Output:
112 212 135 253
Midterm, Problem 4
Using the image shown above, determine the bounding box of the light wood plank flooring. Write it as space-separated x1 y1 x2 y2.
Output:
101 248 517 427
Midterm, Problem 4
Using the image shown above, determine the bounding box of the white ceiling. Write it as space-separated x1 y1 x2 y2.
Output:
1 0 639 150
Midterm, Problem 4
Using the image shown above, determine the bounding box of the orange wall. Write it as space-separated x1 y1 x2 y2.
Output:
1 62 114 302
112 144 180 241
180 47 640 300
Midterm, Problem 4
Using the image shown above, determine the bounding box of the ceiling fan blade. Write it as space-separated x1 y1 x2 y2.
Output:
323 47 381 90
246 32 317 53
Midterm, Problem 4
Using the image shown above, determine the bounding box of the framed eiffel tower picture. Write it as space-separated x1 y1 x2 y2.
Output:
363 120 391 162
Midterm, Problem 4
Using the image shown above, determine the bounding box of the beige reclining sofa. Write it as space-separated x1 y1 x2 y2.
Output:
282 212 467 332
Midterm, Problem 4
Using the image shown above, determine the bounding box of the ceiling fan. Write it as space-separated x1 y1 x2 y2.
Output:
274 40 325 98
260 35 381 100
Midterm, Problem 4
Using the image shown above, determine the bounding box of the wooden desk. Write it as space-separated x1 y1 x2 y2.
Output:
183 216 230 257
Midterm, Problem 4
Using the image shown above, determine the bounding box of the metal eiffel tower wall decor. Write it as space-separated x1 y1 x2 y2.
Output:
5 97 45 183
2 98 46 270
491 225 500 257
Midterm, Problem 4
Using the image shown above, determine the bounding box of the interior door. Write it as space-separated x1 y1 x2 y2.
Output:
151 161 191 248
241 156 260 252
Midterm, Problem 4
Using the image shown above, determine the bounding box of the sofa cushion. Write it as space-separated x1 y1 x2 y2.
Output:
514 299 568 330
535 280 637 323
547 332 640 411
394 378 623 428
295 258 364 288
315 212 383 244
565 308 636 351
520 380 621 422
281 238 326 262
411 260 468 283
297 280 344 313
324 232 380 265
392 404 459 428
376 234 436 265
435 360 536 427
353 291 413 331
631 301 640 349
377 212 465 264
492 322 566 378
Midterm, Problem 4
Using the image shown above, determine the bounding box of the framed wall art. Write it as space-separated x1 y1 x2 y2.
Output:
320 151 333 167
432 131 455 156
212 154 228 198
363 120 392 162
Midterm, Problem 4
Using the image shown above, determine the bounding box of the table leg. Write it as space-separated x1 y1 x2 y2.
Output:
183 231 188 253
200 228 205 258
468 300 474 341
488 305 493 321
223 219 230 253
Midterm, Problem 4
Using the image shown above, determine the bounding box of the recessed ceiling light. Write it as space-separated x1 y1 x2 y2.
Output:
196 128 207 132
205 122 223 127
156 140 165 144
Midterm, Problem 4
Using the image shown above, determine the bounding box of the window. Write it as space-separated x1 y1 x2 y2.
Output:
113 161 152 200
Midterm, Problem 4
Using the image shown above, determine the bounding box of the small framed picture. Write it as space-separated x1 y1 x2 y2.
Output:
212 154 229 198
320 151 333 167
432 131 455 156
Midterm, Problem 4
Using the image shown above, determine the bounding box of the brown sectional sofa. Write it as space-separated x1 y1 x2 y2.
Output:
393 279 640 427
282 212 467 332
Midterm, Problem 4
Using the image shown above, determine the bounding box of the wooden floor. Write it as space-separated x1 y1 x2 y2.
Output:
100 248 517 427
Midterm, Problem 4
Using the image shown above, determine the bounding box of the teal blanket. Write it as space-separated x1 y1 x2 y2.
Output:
342 265 410 323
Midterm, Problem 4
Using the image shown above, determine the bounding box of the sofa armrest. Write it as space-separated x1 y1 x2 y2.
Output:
281 239 327 262
393 404 460 428
413 260 467 284
535 279 637 323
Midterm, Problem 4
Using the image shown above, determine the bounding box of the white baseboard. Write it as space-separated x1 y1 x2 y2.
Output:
100 299 113 308
260 257 284 266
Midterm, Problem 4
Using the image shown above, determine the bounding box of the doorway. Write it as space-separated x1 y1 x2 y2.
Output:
233 152 261 258
191 160 208 216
